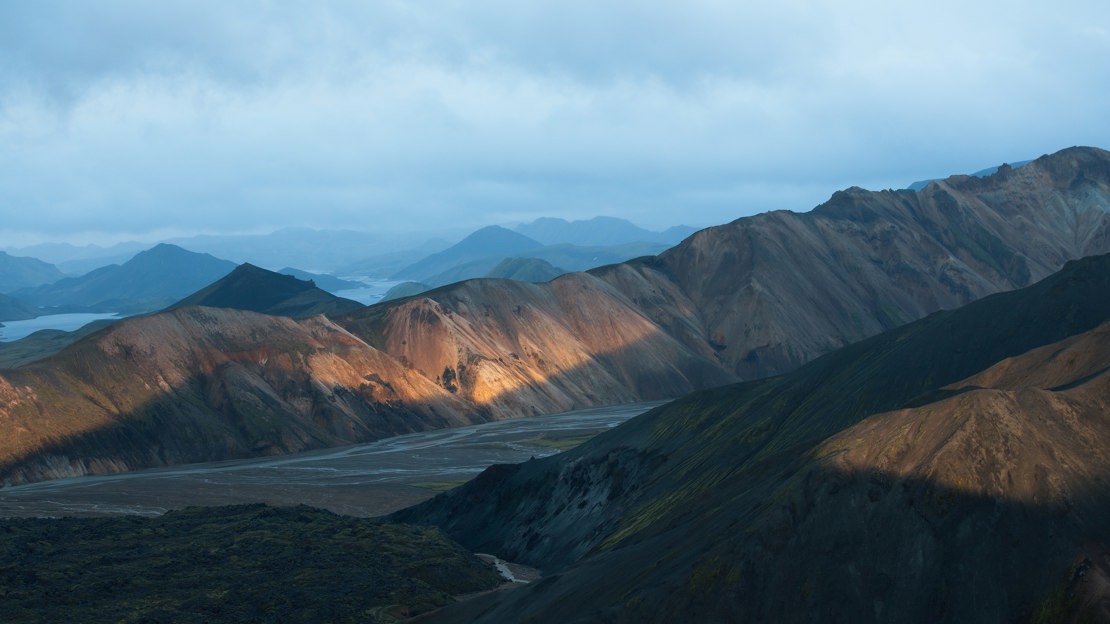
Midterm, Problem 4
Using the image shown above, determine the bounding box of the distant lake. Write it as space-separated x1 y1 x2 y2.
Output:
334 279 401 305
0 313 121 342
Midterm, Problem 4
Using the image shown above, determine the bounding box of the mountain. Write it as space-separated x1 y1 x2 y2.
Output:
336 238 453 279
14 243 237 314
412 241 669 288
2 146 1109 486
515 216 695 246
0 306 486 485
381 281 433 302
907 158 1034 191
392 223 675 287
392 226 544 282
162 227 397 272
1 241 147 276
485 257 566 282
394 252 1110 623
345 147 1110 413
0 293 37 322
0 251 65 293
0 320 116 369
341 273 735 418
171 264 365 318
526 241 668 272
276 267 363 293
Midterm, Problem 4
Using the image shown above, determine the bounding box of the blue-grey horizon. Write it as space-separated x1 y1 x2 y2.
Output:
2 1 1108 248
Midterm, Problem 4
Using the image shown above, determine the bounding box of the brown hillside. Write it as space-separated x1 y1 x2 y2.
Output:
0 307 481 485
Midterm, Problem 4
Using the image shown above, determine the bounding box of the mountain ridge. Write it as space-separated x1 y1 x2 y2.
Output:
14 243 237 314
347 146 1110 412
396 251 1110 623
171 263 364 318
0 306 486 485
0 251 65 294
2 146 1109 486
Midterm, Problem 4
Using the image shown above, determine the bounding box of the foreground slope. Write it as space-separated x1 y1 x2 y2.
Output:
396 253 1110 623
0 307 482 485
0 504 501 623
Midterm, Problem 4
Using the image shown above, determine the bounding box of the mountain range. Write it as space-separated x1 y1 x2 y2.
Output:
0 251 65 294
4 146 1110 622
1 146 1109 488
12 243 237 314
172 264 364 318
348 146 1110 414
395 251 1110 623
390 225 671 287
514 216 695 246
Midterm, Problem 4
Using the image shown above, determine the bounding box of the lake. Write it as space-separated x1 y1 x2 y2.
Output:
334 279 402 305
0 312 121 342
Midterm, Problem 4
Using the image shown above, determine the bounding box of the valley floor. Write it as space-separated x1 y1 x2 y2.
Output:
0 402 660 519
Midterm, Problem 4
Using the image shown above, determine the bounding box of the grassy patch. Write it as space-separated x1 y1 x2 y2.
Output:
0 503 501 623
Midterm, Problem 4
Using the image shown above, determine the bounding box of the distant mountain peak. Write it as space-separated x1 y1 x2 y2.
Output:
514 215 693 246
459 225 542 248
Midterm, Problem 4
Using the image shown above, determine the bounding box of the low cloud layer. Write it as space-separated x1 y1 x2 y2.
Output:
2 1 1108 247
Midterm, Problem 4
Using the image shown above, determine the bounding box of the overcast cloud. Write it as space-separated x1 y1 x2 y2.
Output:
2 1 1109 247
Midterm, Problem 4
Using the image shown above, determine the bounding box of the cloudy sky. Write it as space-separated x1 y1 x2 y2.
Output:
2 1 1108 248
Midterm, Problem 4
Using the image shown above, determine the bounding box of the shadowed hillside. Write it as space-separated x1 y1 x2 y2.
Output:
171 263 364 318
395 253 1110 623
0 307 486 485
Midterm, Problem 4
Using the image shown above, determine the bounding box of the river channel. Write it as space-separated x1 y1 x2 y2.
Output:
0 401 663 519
